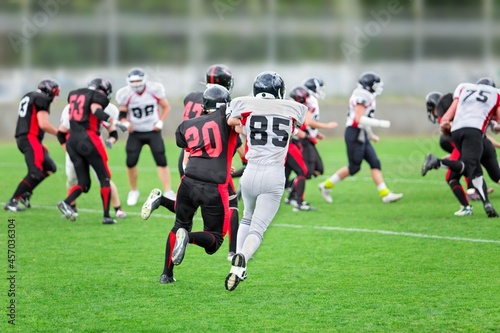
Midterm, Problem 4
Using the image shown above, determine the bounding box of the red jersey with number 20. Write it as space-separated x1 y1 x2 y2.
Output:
176 105 238 184
67 88 110 135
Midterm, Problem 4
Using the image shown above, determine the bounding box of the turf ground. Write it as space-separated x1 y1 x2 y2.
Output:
1 137 500 332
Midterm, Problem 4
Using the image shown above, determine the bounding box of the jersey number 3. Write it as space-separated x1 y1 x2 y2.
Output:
249 115 290 147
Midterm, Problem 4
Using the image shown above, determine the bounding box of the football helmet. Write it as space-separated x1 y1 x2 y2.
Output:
203 85 231 113
476 77 496 87
289 86 310 105
127 68 146 93
358 72 383 95
253 71 285 99
37 79 60 102
88 78 113 101
425 91 442 124
206 64 234 92
303 77 325 99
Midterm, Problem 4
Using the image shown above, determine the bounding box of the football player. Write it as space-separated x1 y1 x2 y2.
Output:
300 77 338 178
225 71 307 291
58 102 126 219
56 78 119 224
422 78 500 217
142 64 241 261
159 85 239 284
116 68 174 206
318 72 403 204
4 80 60 212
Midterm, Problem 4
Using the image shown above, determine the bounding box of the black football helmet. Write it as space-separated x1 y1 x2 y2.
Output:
303 77 325 99
37 79 60 102
88 78 113 100
202 85 231 113
476 77 496 87
253 71 285 99
206 64 234 93
127 68 146 93
425 91 442 124
358 72 383 95
289 86 310 104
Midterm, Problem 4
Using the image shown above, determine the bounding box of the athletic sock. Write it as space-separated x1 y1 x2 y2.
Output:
377 182 390 197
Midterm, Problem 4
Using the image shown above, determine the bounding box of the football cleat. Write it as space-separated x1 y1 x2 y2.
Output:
227 252 235 262
57 201 77 221
318 183 333 203
454 206 473 216
116 209 127 219
102 217 117 225
292 201 317 212
225 253 247 292
19 192 32 208
484 202 499 218
382 192 403 203
421 153 440 176
141 188 162 220
126 190 140 206
172 228 189 266
4 200 25 212
159 274 176 284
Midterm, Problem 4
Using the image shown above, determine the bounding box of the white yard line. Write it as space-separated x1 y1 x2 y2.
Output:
4 203 500 245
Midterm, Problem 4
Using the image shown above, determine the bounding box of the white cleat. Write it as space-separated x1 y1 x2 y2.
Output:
454 205 473 216
318 183 333 203
126 190 140 206
116 209 127 219
141 188 162 220
381 192 403 203
172 228 189 266
225 253 247 291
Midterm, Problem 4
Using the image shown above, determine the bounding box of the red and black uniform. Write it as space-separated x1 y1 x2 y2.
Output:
285 138 309 205
178 91 204 176
62 88 112 218
162 105 238 279
9 91 57 201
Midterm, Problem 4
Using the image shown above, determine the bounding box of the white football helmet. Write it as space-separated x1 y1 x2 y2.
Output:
127 68 146 93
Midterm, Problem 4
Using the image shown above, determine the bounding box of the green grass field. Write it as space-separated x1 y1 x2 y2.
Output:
1 136 500 332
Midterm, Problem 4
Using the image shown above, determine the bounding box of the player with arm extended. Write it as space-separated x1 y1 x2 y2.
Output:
116 68 174 206
159 85 238 284
56 78 118 224
318 72 402 204
4 80 60 212
422 78 500 217
224 71 307 291
57 103 126 219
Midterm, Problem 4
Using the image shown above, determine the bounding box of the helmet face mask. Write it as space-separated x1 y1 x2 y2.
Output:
358 72 383 95
37 79 60 102
253 71 286 99
127 68 146 93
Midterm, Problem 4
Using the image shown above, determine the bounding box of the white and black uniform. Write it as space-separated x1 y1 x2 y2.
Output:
116 82 168 167
344 87 381 175
227 96 306 260
61 103 119 188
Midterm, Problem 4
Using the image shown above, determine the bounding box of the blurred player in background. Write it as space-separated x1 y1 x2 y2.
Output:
159 85 238 284
422 78 500 217
4 80 60 212
116 68 174 206
225 71 307 291
318 72 403 204
142 64 241 261
58 102 126 219
56 78 118 224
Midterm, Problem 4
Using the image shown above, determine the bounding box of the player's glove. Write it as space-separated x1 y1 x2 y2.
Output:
116 122 129 133
105 139 113 149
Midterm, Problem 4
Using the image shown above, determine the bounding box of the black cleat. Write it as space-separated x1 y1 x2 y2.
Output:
19 192 32 208
421 153 440 176
484 202 499 218
4 199 25 212
159 274 176 284
102 217 117 224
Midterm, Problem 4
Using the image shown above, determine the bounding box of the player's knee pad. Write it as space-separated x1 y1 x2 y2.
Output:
45 159 57 174
126 153 140 168
369 159 382 170
153 152 167 167
99 178 110 188
29 168 44 181
204 233 224 255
